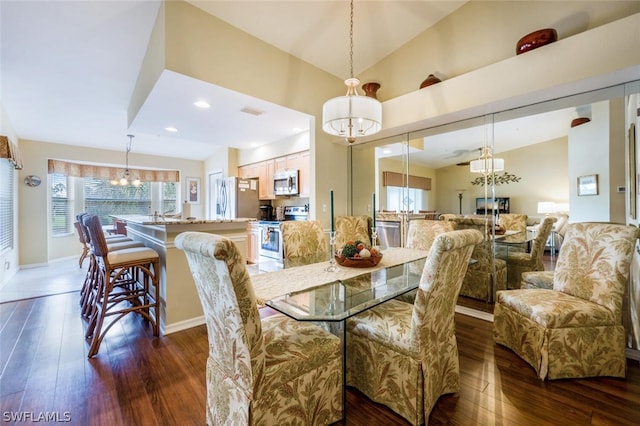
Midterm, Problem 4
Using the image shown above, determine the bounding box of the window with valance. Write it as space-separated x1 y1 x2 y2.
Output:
47 159 180 182
0 135 23 170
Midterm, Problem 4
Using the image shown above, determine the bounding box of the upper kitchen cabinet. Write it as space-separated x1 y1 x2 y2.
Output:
239 150 310 200
285 151 310 198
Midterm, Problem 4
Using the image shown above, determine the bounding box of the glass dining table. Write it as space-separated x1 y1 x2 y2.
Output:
255 247 430 420
265 257 426 321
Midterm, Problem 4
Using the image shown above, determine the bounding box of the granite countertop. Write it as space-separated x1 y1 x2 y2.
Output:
112 214 257 226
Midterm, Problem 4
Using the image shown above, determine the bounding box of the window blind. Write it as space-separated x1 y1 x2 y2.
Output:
51 173 72 235
0 160 14 252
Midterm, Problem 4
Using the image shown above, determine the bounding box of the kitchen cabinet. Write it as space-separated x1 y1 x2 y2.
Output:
286 151 310 197
274 156 287 172
239 150 310 200
238 163 260 179
239 160 274 200
259 159 275 199
247 221 261 264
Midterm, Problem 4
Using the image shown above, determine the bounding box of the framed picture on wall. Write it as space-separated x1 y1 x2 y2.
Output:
187 177 201 204
577 174 599 196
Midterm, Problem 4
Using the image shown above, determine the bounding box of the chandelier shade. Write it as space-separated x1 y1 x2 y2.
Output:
470 146 504 174
322 0 382 144
322 78 382 143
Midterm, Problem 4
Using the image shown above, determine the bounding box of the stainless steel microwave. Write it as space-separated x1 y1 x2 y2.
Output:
273 170 299 196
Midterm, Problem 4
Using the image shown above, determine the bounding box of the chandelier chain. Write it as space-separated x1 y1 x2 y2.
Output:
349 0 354 79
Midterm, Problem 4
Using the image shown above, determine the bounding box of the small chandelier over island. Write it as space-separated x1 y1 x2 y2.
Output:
110 134 141 187
322 0 382 144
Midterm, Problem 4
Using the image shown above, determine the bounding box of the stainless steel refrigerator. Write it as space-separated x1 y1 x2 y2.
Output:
214 176 260 220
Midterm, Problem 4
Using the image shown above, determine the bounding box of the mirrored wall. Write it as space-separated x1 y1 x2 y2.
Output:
348 79 640 312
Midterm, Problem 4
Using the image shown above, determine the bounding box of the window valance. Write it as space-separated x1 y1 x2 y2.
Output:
0 135 24 170
47 159 180 183
382 171 431 190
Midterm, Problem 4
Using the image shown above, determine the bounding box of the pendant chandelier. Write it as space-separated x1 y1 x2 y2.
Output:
469 146 504 175
110 134 141 187
322 0 382 144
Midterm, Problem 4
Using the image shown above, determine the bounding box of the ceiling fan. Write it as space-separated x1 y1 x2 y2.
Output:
450 147 482 166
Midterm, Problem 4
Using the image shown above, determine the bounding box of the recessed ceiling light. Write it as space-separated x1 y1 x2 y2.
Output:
165 127 178 132
194 100 210 108
383 149 392 154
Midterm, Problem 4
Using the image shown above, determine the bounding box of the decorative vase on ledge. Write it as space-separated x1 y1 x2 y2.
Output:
419 74 441 89
571 117 591 127
362 82 381 99
516 28 558 55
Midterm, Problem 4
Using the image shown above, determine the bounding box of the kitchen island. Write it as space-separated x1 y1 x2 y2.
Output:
112 215 255 334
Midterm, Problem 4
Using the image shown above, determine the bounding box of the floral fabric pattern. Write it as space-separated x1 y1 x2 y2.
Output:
405 219 456 252
499 214 527 233
280 220 329 258
521 270 554 289
175 232 342 425
335 215 372 248
346 229 483 425
497 216 555 289
447 217 507 301
497 213 528 253
397 220 456 303
494 222 640 380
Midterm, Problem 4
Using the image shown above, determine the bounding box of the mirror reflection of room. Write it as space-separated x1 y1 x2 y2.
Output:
349 82 638 313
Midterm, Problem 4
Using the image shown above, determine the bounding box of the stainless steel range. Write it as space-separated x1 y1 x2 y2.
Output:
258 206 308 262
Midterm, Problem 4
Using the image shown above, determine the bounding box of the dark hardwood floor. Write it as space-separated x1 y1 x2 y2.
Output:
2 251 640 425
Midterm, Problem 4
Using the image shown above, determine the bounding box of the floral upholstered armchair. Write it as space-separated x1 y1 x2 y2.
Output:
175 232 343 425
280 220 328 259
346 229 483 425
496 216 556 289
494 222 640 380
447 217 507 301
335 215 372 248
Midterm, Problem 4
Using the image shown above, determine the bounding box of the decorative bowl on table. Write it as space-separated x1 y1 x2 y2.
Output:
334 253 383 268
335 241 382 268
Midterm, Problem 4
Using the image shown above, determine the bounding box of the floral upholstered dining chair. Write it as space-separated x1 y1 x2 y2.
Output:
176 232 343 425
496 216 556 289
446 216 507 301
405 219 456 252
280 219 329 259
494 222 640 380
335 215 372 248
395 219 457 303
497 213 528 253
346 229 483 425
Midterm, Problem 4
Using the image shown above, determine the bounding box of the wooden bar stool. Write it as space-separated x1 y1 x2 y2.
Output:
76 217 144 316
82 214 160 358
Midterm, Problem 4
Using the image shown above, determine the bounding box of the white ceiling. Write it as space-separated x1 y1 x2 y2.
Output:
1 0 579 168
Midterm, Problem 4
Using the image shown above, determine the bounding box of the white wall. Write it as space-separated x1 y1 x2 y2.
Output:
569 101 612 222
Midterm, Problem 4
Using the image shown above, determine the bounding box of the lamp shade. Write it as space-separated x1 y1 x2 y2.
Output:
322 91 382 142
537 201 555 214
469 157 504 174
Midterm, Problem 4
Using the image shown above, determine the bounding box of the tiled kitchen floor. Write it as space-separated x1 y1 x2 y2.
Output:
1 255 284 304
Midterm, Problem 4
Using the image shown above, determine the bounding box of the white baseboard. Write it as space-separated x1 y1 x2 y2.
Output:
162 315 206 335
455 305 494 322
